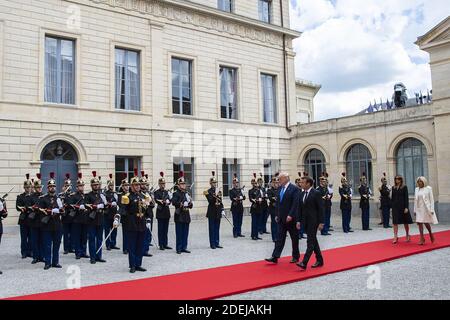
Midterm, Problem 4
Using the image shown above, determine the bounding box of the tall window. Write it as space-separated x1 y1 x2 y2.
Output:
345 144 373 190
264 159 280 185
222 158 240 197
172 58 193 115
173 157 195 198
45 36 75 104
258 0 272 23
218 0 233 12
396 138 428 194
261 74 277 123
304 149 326 187
115 156 141 191
220 66 238 119
115 48 140 111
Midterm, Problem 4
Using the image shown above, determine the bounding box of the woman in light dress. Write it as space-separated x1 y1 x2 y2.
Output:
414 176 438 245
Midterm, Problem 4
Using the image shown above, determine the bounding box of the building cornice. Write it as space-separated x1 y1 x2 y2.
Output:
78 0 302 47
416 16 450 50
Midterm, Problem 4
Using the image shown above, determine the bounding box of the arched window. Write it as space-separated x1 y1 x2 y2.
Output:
40 140 78 192
304 149 326 187
345 144 373 190
396 138 428 194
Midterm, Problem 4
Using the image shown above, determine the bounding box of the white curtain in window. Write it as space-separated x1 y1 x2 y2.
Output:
44 37 58 103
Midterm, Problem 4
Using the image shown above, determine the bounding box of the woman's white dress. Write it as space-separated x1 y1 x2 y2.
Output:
414 186 439 224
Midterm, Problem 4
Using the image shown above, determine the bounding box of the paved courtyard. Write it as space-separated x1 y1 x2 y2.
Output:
0 215 449 300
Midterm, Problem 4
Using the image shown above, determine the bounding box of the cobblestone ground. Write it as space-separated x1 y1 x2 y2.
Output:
1 215 449 299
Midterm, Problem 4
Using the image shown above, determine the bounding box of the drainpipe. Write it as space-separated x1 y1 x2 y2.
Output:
280 0 291 132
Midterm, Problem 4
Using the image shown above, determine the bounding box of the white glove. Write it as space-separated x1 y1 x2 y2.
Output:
57 198 63 209
111 201 117 207
183 201 189 207
97 203 105 209
165 199 171 205
52 208 60 214
79 204 85 210
221 210 226 216
239 196 243 200
113 219 120 228
0 201 4 211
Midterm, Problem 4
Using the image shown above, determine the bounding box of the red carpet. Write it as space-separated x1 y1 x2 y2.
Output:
8 230 450 300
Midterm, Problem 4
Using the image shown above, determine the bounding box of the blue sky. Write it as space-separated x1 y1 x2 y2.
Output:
289 0 449 120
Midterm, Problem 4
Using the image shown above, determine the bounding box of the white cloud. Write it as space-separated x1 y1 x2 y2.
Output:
290 0 448 120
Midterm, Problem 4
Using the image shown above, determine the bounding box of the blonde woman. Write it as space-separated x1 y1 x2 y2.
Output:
414 177 438 245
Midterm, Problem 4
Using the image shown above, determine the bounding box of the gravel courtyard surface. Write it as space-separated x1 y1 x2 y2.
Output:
1 215 449 299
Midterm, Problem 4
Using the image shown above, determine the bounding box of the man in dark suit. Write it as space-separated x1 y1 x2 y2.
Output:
266 172 301 264
297 176 325 270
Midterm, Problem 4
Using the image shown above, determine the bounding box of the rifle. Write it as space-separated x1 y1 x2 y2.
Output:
1 186 15 201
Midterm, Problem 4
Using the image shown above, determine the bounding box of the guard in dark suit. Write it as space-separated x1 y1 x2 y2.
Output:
0 195 8 274
379 173 392 228
120 171 150 273
295 172 306 239
140 171 155 257
104 174 120 251
297 176 325 270
205 171 223 249
29 175 44 263
229 174 245 238
155 172 172 250
339 173 353 233
69 174 89 260
267 175 279 242
61 174 74 254
16 174 33 259
266 172 301 264
317 172 332 236
257 174 269 235
172 171 192 254
118 175 130 254
85 171 106 264
248 173 263 240
38 172 63 270
358 173 372 231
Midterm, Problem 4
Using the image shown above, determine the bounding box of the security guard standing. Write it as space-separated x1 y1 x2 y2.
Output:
120 170 149 273
358 173 372 231
38 172 63 270
118 174 130 255
154 172 172 250
205 171 223 249
0 193 8 274
229 174 245 238
104 174 120 251
257 173 269 236
317 172 332 236
172 171 192 254
379 173 392 228
267 174 279 242
16 174 33 259
85 171 107 264
70 173 89 260
140 171 154 257
339 172 353 233
61 174 74 255
295 172 306 239
29 174 44 264
248 173 263 241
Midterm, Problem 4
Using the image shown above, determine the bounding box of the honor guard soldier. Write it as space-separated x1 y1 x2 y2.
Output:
120 170 150 273
38 172 63 270
69 173 89 260
104 174 120 251
379 173 392 228
229 173 246 238
118 174 130 255
267 174 279 242
140 171 155 257
29 174 44 264
85 171 107 264
0 191 9 274
317 172 332 236
257 173 269 235
359 173 372 231
205 171 224 249
16 174 33 259
339 172 353 233
61 174 74 254
172 171 193 254
248 173 263 241
154 172 172 250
